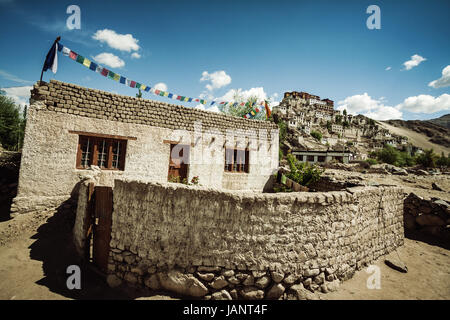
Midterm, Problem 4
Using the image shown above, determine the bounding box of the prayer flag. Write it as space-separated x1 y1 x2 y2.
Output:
43 42 59 74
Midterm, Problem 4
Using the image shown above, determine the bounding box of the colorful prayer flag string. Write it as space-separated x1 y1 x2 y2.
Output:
58 42 267 118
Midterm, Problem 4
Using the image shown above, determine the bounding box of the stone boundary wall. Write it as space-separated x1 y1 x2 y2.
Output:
404 193 450 244
105 179 405 299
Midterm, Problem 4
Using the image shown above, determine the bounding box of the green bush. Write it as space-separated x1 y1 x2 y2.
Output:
286 154 323 186
436 152 450 167
310 130 322 142
366 158 377 165
416 149 437 168
377 145 399 165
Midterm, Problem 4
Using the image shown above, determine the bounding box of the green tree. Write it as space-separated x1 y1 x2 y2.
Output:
335 115 342 124
416 149 437 168
377 144 399 165
0 95 26 150
436 152 450 167
343 109 347 117
310 130 322 141
286 154 323 186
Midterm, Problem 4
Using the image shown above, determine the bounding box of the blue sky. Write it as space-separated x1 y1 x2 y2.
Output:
0 0 449 120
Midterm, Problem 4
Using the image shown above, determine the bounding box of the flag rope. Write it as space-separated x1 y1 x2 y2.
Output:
57 42 266 119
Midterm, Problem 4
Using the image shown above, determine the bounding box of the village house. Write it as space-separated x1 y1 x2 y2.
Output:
11 80 279 215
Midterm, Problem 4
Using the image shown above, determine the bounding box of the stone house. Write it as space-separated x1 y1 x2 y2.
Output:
11 80 279 215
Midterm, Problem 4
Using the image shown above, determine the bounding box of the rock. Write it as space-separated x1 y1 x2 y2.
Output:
271 271 285 283
283 274 298 285
310 284 320 292
266 283 285 300
288 283 316 300
236 273 248 281
158 270 209 297
222 270 234 277
144 274 160 290
228 276 241 285
130 267 145 276
432 182 445 192
210 276 228 290
197 266 221 273
320 284 329 293
243 275 255 286
239 286 264 300
384 259 408 273
197 272 215 282
252 270 267 278
303 268 320 277
324 267 336 276
313 272 325 285
255 276 271 289
416 214 446 227
230 289 238 300
326 279 340 292
106 274 122 288
302 278 312 287
147 266 157 274
417 169 429 176
124 272 138 285
211 290 232 300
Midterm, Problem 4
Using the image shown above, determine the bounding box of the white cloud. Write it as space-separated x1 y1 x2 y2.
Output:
92 29 140 52
403 54 426 70
364 106 402 120
92 53 125 68
396 94 450 114
220 87 267 102
194 104 220 113
154 82 167 91
0 69 32 84
1 85 33 109
337 93 402 120
131 52 141 59
385 66 391 71
200 70 231 91
428 65 450 88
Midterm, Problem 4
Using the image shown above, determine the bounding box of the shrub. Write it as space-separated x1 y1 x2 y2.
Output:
436 152 450 167
377 145 399 165
286 154 323 186
416 149 437 168
310 130 322 142
366 158 377 165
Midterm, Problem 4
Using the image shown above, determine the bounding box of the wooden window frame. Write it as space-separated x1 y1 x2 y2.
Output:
224 148 249 173
76 135 127 171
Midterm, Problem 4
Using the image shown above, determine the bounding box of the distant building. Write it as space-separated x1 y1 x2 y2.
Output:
292 149 351 164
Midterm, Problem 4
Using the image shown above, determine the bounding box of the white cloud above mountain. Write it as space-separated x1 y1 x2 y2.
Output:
396 94 450 114
428 65 450 88
403 54 426 70
92 52 125 68
337 93 402 120
92 29 140 52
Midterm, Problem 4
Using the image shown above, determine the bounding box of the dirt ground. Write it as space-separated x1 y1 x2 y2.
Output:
0 171 449 300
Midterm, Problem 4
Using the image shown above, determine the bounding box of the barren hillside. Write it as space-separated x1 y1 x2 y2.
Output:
378 121 450 155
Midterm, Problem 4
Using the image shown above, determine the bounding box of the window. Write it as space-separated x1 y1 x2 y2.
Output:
224 148 249 173
76 135 127 170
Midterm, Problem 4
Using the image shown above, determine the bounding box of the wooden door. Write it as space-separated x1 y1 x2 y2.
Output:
92 186 113 273
168 144 190 182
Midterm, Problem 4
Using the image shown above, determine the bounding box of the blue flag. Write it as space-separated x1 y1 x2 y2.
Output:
43 42 58 74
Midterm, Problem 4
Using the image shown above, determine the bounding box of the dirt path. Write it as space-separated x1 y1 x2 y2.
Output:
0 222 449 300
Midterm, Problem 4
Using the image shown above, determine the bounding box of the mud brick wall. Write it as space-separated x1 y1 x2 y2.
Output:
106 179 405 299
